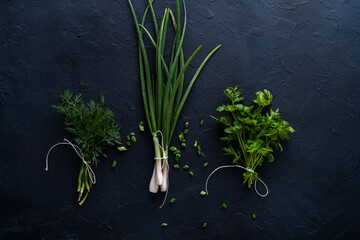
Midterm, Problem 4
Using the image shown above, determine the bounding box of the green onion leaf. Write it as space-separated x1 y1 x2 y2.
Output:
222 203 227 209
203 162 208 168
170 198 176 204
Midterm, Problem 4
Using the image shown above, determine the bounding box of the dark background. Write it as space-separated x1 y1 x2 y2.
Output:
1 0 360 239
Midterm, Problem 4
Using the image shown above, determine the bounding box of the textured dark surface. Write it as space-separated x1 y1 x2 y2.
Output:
1 0 360 239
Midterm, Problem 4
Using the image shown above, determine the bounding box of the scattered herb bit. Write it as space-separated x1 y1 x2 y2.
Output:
117 146 127 152
194 140 198 147
200 190 206 196
183 165 189 170
52 90 121 205
185 122 189 128
130 132 135 136
197 150 202 156
212 87 295 188
200 119 204 126
197 145 201 152
126 135 130 141
170 146 177 152
202 222 207 228
181 143 187 148
201 152 205 157
203 162 208 168
183 128 189 135
173 164 180 169
170 198 177 204
222 203 227 209
139 121 145 132
128 0 221 195
127 141 131 146
252 213 256 219
174 150 181 155
179 133 185 142
161 223 168 227
131 136 137 143
189 171 194 176
176 153 181 158
112 160 117 168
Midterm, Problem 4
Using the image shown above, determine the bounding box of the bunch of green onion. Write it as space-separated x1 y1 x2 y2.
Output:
128 0 221 194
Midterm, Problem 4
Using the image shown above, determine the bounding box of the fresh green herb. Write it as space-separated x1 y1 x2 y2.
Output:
127 141 131 146
212 87 295 188
185 121 189 128
126 135 130 141
189 171 194 176
197 145 201 152
181 143 187 148
202 222 207 228
131 136 137 143
139 121 145 132
222 203 227 209
194 140 198 147
117 146 127 152
52 90 121 205
183 128 189 135
173 164 180 169
112 160 117 168
197 150 202 156
200 190 206 196
252 213 256 219
130 132 135 136
161 223 168 227
183 165 189 170
200 119 204 126
170 198 177 204
176 153 181 158
203 162 208 168
170 146 177 151
128 0 221 195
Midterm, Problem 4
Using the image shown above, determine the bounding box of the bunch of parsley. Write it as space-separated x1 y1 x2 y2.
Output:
212 87 294 188
53 90 121 205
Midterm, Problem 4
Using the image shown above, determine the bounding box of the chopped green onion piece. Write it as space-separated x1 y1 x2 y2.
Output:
181 143 186 148
127 141 131 146
197 145 201 152
197 151 202 156
185 121 189 128
112 160 117 168
170 146 177 152
179 133 184 142
161 223 168 227
126 135 130 141
170 198 176 204
200 119 204 126
131 136 136 143
130 132 135 136
139 123 145 132
201 152 205 157
203 162 208 168
222 203 227 209
176 153 181 158
252 213 256 219
189 171 194 176
117 146 127 152
174 150 181 155
183 128 189 135
200 190 206 196
194 140 198 147
202 222 207 228
173 164 180 169
183 165 189 170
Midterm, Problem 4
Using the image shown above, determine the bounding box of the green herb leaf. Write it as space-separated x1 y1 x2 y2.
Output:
183 165 189 170
222 203 227 209
170 198 176 204
202 222 207 228
203 162 208 168
200 119 204 126
189 171 194 176
117 146 127 152
173 164 180 169
200 190 206 196
161 223 168 227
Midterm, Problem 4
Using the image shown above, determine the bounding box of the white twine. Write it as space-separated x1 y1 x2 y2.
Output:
153 130 169 209
45 138 96 184
205 165 269 197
